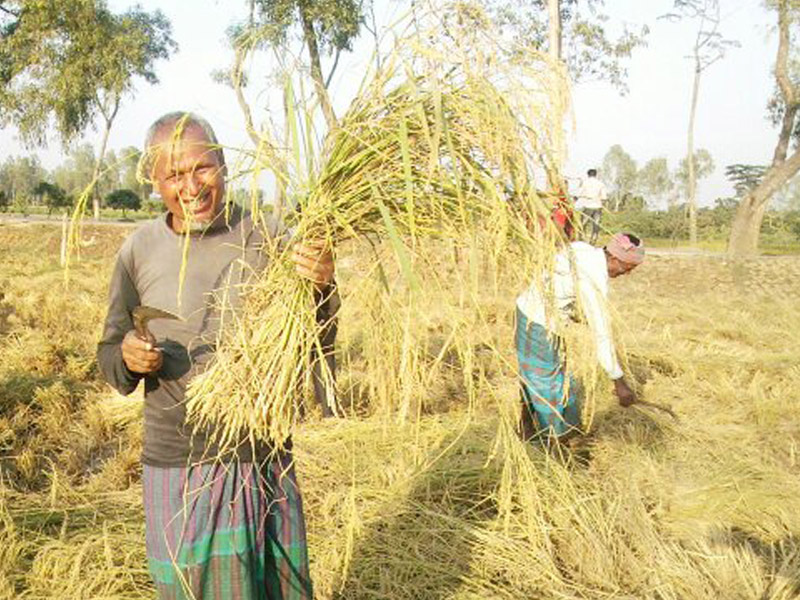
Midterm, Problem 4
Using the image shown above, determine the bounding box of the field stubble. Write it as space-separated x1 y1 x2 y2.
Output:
0 223 799 599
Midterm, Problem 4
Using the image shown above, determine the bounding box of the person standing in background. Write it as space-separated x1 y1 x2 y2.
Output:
575 169 608 245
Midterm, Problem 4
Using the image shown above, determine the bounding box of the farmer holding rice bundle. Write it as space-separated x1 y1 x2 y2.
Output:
515 233 645 443
97 112 332 599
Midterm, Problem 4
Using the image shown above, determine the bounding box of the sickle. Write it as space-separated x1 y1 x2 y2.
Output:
132 305 182 341
633 399 680 422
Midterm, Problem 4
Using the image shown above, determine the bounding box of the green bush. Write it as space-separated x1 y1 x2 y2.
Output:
105 189 141 217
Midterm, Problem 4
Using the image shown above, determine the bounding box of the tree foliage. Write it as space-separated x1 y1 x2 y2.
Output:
488 0 648 91
105 188 140 216
0 155 46 204
239 0 366 129
663 0 739 72
0 0 176 146
725 164 767 198
637 157 674 208
675 148 714 195
52 144 96 196
118 145 151 201
33 181 70 214
250 0 363 53
601 144 638 208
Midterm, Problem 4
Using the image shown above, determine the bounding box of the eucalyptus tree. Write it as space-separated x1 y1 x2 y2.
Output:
0 1 176 219
52 144 97 199
119 146 151 202
675 149 715 200
0 155 46 209
637 157 675 209
664 0 738 246
601 144 638 210
244 0 365 131
219 0 367 218
488 0 648 92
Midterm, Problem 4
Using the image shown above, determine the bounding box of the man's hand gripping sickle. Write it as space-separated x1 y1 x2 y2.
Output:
121 306 180 375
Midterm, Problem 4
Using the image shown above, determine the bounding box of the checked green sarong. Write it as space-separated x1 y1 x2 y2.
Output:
515 307 582 439
143 453 312 600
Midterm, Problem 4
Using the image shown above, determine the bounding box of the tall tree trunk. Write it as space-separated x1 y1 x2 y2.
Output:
231 35 286 218
686 61 701 246
299 7 338 131
548 0 561 61
728 195 765 256
727 0 799 256
728 146 800 256
91 96 119 220
92 119 112 220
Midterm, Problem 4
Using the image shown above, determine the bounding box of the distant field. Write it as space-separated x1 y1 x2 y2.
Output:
4 210 800 255
1 221 799 599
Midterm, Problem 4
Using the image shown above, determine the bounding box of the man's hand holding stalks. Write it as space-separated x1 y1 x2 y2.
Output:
291 240 335 289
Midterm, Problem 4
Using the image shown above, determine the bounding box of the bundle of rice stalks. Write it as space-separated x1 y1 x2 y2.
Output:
185 5 573 451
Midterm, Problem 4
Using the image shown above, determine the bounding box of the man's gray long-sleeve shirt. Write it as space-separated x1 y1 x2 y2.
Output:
97 208 331 466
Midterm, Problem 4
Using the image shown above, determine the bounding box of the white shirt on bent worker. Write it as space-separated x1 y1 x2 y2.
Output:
575 177 608 210
516 241 623 380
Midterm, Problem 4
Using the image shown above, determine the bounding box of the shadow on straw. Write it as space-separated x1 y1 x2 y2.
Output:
336 423 497 599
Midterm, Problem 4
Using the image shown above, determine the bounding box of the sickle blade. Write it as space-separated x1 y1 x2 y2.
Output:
132 305 182 339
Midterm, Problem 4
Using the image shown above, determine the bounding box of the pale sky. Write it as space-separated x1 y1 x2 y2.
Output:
0 0 778 208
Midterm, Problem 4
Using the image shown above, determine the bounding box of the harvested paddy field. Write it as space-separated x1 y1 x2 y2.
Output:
1 222 799 599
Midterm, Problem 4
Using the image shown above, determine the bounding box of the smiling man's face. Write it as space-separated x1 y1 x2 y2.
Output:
150 123 226 233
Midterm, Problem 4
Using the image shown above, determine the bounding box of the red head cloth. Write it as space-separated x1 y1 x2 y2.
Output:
607 233 645 265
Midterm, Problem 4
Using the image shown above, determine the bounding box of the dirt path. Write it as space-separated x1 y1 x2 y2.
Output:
0 214 141 227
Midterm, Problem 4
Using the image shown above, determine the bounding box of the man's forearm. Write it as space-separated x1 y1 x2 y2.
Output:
97 256 143 395
97 340 142 395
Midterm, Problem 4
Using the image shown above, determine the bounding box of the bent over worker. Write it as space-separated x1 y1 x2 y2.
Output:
514 233 645 443
97 112 334 599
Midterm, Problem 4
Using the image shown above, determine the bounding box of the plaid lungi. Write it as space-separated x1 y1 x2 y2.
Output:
515 307 582 438
143 454 312 600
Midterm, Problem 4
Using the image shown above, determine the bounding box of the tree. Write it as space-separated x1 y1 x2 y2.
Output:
52 144 96 197
118 145 151 201
548 0 561 61
246 0 365 131
33 181 70 215
220 0 367 218
99 148 121 200
0 1 176 219
489 0 648 92
773 172 800 210
105 188 141 218
637 157 675 208
601 144 638 210
675 148 715 198
0 155 46 209
664 0 738 246
0 190 7 212
729 0 800 256
725 164 767 199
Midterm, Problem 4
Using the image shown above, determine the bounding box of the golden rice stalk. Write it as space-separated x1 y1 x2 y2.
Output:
185 5 574 451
